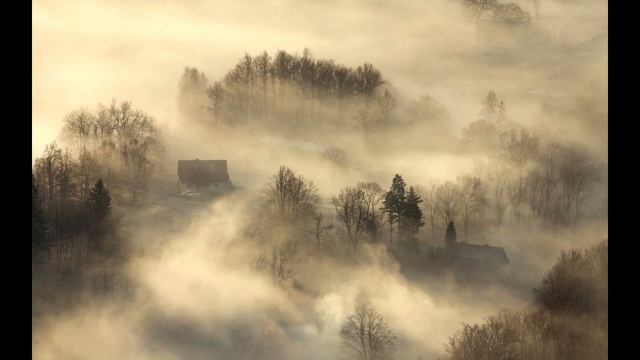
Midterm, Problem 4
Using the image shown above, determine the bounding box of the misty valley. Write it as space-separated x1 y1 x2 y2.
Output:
32 1 607 359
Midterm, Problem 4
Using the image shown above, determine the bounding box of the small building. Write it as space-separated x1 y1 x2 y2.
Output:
449 242 509 271
444 241 509 282
177 159 233 194
441 220 510 280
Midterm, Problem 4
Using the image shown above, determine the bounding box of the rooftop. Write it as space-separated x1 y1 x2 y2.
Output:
452 242 509 266
177 159 230 184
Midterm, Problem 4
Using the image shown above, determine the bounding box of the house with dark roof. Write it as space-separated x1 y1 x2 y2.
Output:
177 159 233 194
440 222 510 280
442 241 510 282
449 242 509 271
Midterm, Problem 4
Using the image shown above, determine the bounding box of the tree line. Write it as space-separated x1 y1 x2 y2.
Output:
35 101 163 205
178 49 449 132
247 166 430 284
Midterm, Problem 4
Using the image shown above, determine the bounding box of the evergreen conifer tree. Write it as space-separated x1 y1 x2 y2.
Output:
399 186 425 242
382 174 406 244
88 179 111 222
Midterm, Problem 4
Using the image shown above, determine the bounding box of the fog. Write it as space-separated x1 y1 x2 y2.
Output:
32 0 607 359
33 0 607 157
33 193 532 360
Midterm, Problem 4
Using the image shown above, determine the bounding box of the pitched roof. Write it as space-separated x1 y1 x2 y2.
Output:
452 243 509 266
177 160 230 184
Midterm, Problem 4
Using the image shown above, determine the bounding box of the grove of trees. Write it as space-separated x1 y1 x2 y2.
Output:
32 100 163 293
178 49 454 134
178 49 388 130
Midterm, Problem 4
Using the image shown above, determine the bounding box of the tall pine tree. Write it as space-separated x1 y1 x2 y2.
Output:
87 179 111 222
382 174 406 244
399 186 425 243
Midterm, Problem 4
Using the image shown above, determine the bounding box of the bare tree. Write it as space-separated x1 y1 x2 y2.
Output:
523 166 546 228
462 0 499 22
206 81 225 126
265 166 320 223
457 176 487 241
500 128 539 225
102 101 162 202
445 311 522 360
357 182 385 239
556 145 596 226
178 67 209 122
462 1 531 24
462 119 501 152
415 183 439 243
436 181 459 232
406 94 450 126
323 146 349 167
253 51 271 117
254 240 298 286
356 108 380 131
120 138 154 203
340 304 397 360
304 213 334 256
76 149 99 201
377 88 396 125
61 109 96 151
492 3 532 24
332 187 369 252
356 63 383 99
536 143 561 224
487 160 510 228
481 90 506 122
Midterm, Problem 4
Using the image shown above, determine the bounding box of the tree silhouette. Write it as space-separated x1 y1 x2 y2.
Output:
382 174 407 244
399 186 425 244
194 49 387 129
332 186 368 252
445 221 457 247
87 179 111 222
340 304 397 360
32 173 48 261
265 166 319 223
